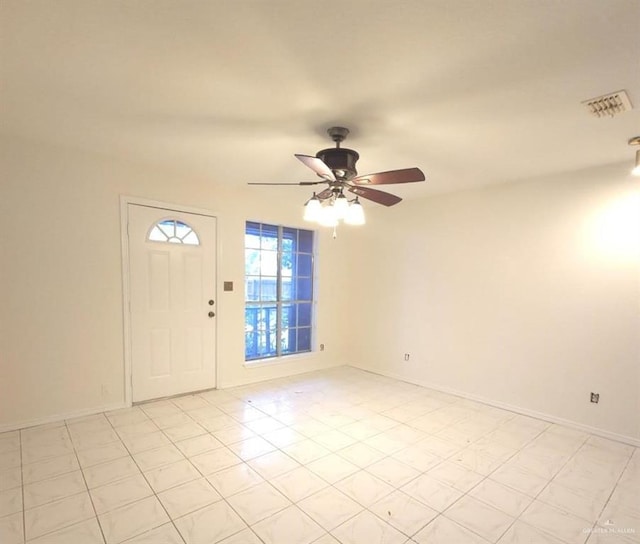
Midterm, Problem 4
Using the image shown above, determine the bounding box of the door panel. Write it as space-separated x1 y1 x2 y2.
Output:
128 204 217 402
148 252 170 310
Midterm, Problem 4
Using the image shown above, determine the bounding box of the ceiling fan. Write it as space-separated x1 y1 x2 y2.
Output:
249 127 426 226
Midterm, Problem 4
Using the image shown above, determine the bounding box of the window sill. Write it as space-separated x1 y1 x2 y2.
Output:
243 352 315 368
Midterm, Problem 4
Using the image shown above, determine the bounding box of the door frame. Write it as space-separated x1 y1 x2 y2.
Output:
120 195 219 406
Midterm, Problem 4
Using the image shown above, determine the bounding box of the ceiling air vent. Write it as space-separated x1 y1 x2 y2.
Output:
582 90 633 118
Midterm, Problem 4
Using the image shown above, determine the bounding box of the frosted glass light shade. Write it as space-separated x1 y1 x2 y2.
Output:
303 196 322 221
632 150 640 177
333 193 349 219
345 199 365 225
318 205 338 227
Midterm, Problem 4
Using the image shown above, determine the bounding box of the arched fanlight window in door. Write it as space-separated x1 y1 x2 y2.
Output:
148 219 200 245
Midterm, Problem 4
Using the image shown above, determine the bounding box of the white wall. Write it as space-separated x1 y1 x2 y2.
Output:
0 135 351 430
345 164 640 442
2 133 638 443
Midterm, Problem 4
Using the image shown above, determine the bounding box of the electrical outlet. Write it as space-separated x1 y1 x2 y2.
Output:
590 392 600 403
319 343 325 351
404 353 410 361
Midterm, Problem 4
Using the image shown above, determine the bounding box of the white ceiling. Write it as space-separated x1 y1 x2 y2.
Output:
2 0 639 198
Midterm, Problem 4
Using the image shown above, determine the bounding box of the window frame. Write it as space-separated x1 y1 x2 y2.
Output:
147 218 200 246
244 222 316 362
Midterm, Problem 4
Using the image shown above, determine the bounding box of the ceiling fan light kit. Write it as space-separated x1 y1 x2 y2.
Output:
344 197 365 225
249 126 426 231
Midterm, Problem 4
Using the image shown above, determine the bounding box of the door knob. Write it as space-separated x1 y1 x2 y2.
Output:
208 300 214 305
208 311 215 318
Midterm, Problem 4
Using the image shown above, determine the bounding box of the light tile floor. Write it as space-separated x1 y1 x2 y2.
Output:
0 367 638 544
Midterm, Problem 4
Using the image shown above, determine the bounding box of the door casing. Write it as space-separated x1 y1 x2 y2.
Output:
120 195 219 406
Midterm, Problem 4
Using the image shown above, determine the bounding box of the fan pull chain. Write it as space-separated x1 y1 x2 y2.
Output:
332 226 337 239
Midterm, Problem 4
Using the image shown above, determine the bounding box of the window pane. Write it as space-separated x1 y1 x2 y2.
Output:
265 329 277 356
248 328 277 359
245 221 261 249
297 254 312 277
298 229 313 253
182 231 199 245
281 251 293 277
245 306 259 337
158 220 174 237
149 220 199 245
297 303 312 327
175 221 192 239
260 306 278 331
149 226 167 242
282 328 297 354
282 304 295 329
261 224 278 250
259 277 278 302
281 276 293 301
245 306 262 359
245 249 261 275
282 227 296 252
245 330 258 359
246 234 261 250
245 277 261 301
296 277 313 301
297 327 311 352
260 250 278 276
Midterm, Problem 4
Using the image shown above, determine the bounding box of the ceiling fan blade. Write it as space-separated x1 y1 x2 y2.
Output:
347 185 402 206
248 181 327 186
352 167 425 185
295 154 336 182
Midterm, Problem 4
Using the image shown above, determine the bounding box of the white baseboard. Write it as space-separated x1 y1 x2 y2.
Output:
0 401 129 434
349 363 640 447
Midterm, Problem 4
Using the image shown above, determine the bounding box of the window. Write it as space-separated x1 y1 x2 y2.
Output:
245 222 315 361
148 219 200 245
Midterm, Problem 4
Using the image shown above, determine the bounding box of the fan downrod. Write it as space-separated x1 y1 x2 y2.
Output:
327 126 350 147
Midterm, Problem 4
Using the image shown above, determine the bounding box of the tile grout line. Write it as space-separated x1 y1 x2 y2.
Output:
490 428 591 544
103 408 189 544
223 379 635 543
166 390 312 544
236 395 382 540
225 396 430 541
170 390 341 543
439 424 604 544
316 405 522 541
18 421 107 543
64 419 108 544
586 447 635 544
249 391 495 541
207 382 635 544
514 431 622 543
109 393 287 543
5 370 638 544
359 421 527 541
155 394 267 543
19 429 26 544
323 407 548 541
160 399 270 544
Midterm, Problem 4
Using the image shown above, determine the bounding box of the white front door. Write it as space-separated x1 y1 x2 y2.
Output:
128 204 217 402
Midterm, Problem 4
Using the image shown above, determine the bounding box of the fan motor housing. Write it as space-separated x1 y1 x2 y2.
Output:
316 147 360 179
